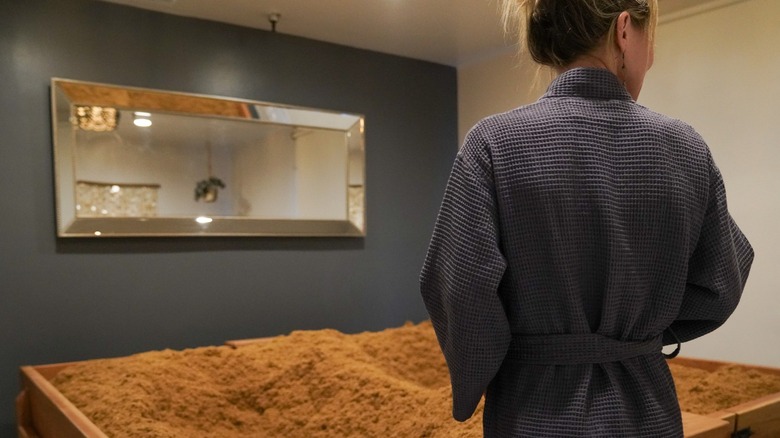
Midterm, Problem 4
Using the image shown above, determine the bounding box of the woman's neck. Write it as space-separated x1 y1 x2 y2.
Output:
556 49 620 79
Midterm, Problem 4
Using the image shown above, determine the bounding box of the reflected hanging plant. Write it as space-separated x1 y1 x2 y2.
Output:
195 177 225 203
195 141 225 203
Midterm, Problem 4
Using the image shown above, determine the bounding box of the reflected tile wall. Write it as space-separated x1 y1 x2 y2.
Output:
76 181 159 217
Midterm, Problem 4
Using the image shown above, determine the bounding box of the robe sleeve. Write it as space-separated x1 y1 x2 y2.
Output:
666 152 754 345
420 133 511 422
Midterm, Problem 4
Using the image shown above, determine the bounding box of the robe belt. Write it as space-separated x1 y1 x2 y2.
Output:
508 333 664 364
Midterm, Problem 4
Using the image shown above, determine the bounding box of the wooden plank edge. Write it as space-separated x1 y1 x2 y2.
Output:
20 365 108 438
670 357 729 373
682 411 732 438
670 356 780 377
225 337 273 348
16 387 37 438
732 391 780 436
708 410 736 434
17 425 37 438
30 362 82 381
672 355 780 436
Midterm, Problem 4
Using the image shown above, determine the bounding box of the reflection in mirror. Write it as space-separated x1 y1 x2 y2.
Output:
51 78 365 237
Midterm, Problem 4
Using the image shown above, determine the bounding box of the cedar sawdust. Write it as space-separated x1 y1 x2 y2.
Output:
51 321 482 438
51 321 780 437
669 361 780 415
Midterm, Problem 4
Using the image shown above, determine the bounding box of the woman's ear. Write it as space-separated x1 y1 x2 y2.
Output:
616 11 631 53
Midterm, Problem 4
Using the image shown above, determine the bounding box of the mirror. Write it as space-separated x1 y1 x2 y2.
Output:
51 78 365 237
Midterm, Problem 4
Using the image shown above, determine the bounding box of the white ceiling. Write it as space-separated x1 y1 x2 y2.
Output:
100 0 740 67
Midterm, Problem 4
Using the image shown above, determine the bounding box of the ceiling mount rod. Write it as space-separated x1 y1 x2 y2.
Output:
268 13 280 33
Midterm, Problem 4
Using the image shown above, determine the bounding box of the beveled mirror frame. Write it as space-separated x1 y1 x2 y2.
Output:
51 78 366 237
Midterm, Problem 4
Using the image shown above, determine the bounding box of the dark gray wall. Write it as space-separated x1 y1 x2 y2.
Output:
0 0 457 433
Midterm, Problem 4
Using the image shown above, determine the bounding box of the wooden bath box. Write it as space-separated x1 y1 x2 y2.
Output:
16 355 780 438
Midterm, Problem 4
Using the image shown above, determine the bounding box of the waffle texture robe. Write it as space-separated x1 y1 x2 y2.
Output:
420 68 754 437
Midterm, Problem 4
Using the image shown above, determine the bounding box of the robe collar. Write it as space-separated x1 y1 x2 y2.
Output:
542 67 634 102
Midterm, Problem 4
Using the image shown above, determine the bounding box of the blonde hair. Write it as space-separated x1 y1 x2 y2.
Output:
501 0 658 68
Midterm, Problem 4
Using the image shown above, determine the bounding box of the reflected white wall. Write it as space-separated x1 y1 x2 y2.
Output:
295 130 347 220
233 128 297 218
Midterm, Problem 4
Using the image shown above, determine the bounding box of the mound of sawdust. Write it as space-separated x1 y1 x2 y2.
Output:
51 321 482 438
51 321 780 437
669 362 780 415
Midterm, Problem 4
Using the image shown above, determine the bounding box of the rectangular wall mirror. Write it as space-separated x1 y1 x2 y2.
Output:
51 78 366 237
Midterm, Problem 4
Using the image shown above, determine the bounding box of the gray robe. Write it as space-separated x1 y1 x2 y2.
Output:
420 68 754 437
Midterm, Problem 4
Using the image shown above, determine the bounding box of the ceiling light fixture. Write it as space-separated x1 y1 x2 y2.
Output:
268 13 280 33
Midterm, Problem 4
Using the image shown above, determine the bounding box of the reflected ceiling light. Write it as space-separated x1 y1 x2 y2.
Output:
133 117 152 127
94 231 102 236
110 185 121 193
134 111 151 117
195 216 213 224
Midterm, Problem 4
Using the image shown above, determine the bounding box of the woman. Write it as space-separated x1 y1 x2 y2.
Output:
420 0 754 436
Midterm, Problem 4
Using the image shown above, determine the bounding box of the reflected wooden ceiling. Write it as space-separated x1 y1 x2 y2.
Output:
59 81 249 118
